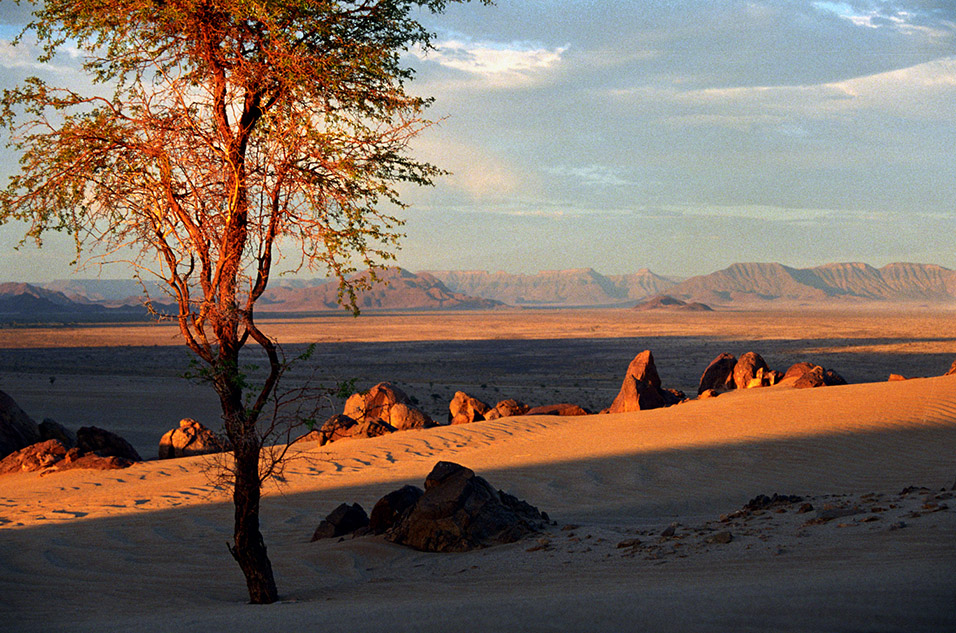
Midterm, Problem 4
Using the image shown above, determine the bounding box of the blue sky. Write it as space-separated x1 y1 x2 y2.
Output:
1 0 955 281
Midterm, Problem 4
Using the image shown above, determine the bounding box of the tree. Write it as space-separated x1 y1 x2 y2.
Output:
1 0 487 604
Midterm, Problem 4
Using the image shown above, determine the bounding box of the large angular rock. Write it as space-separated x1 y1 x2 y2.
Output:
158 418 221 459
387 461 547 552
733 352 770 389
368 485 424 535
76 426 142 462
311 502 369 541
448 391 491 425
697 353 737 395
606 350 671 413
0 390 40 459
484 399 530 421
946 358 956 376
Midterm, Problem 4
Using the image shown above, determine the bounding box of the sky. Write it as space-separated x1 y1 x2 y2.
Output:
1 0 955 281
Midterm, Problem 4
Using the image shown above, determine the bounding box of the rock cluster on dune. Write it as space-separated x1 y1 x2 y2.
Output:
158 418 222 459
311 461 548 552
697 352 845 397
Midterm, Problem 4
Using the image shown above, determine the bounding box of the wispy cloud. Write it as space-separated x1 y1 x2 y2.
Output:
413 38 568 87
543 164 634 188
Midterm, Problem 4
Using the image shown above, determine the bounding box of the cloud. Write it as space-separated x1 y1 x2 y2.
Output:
543 164 634 188
413 38 568 87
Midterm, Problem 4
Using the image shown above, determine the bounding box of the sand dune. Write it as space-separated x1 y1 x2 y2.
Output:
1 375 955 632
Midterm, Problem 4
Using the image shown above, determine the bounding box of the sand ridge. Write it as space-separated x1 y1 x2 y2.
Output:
1 375 955 631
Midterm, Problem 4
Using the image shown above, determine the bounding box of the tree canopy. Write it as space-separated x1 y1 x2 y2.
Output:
1 0 488 603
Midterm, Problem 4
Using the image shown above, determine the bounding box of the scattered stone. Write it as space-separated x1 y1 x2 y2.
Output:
697 353 737 395
660 524 677 537
525 403 589 417
386 461 547 552
0 389 40 459
823 369 847 386
485 399 530 421
38 419 75 448
311 502 369 541
704 531 733 544
790 364 827 389
888 374 907 382
158 418 221 459
733 352 770 390
698 389 719 399
811 505 864 523
368 485 423 535
798 503 814 514
448 391 491 425
744 493 804 511
616 538 642 549
76 426 142 462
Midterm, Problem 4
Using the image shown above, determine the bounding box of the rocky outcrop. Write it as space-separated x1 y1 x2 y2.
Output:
697 353 738 395
485 399 530 421
158 418 221 459
343 382 434 432
76 426 142 462
448 391 491 425
315 415 396 446
525 403 589 417
784 363 846 389
386 461 548 552
0 439 134 475
0 390 40 459
605 350 682 413
310 503 369 541
368 485 424 535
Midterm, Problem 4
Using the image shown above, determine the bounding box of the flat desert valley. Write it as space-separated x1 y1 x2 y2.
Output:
1 308 955 631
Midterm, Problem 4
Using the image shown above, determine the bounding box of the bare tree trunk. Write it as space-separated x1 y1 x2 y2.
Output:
230 439 278 604
218 372 279 605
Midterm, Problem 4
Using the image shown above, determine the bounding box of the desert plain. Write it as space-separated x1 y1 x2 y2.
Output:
1 307 955 632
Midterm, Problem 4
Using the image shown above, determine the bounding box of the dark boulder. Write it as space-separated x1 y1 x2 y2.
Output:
38 419 75 448
0 390 40 459
311 502 369 541
387 461 547 552
697 353 737 395
368 485 424 534
76 426 141 462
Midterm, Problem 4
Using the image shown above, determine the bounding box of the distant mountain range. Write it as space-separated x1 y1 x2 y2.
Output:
1 261 952 319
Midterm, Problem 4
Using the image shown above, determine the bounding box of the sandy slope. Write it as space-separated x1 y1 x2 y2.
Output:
1 376 955 632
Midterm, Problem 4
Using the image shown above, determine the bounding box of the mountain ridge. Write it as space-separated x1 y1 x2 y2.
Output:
5 261 953 316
